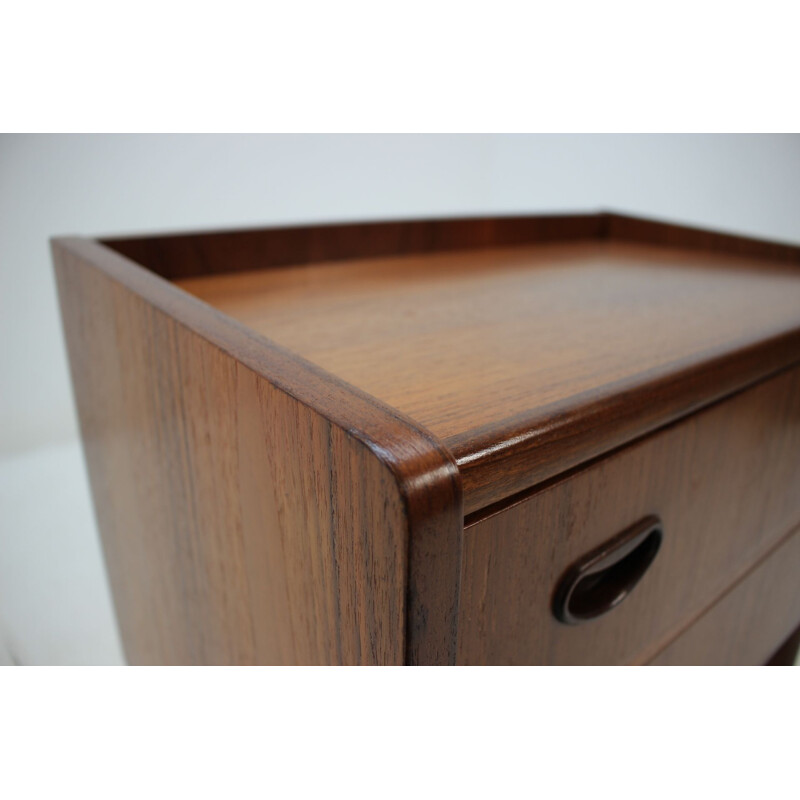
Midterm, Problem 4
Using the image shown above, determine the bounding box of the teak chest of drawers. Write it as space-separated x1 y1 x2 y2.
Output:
52 213 800 665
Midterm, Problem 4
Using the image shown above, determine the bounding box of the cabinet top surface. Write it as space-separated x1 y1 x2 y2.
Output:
176 240 800 445
95 213 800 512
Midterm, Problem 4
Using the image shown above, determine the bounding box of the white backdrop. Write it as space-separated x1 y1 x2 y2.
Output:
1 134 799 663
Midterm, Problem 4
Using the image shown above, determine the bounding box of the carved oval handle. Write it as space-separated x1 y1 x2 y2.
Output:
553 516 663 625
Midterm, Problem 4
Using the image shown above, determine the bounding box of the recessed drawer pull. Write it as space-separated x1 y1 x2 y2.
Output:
553 516 663 625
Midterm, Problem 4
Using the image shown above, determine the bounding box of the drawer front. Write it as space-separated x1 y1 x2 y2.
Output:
647 523 800 666
456 366 800 665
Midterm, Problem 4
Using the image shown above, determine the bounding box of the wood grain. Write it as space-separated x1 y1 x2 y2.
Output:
606 212 800 264
102 214 606 280
456 366 800 665
648 525 800 666
102 212 800 283
53 212 800 665
175 240 800 513
52 238 463 665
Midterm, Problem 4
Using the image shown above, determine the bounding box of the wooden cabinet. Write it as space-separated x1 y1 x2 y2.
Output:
52 213 800 664
457 367 800 664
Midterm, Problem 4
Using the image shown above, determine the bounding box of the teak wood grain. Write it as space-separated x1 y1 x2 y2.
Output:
53 238 463 665
648 524 800 666
103 213 800 513
53 212 800 665
174 241 800 514
103 212 800 282
456 366 800 665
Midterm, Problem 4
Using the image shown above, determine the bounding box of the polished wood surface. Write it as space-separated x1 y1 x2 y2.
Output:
53 238 463 665
103 212 800 284
649 526 800 666
53 212 800 665
176 241 800 513
103 213 606 281
456 367 800 665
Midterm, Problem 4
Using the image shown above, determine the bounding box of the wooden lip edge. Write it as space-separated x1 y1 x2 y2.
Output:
51 235 464 666
635 520 800 666
97 210 800 276
98 213 605 282
97 210 800 259
453 327 800 516
604 211 800 263
98 211 604 250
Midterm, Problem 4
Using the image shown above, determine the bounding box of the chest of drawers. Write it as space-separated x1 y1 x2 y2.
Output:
52 212 800 664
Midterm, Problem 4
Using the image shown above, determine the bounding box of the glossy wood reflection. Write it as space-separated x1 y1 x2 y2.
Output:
52 212 800 665
53 239 462 665
456 367 800 665
176 241 800 513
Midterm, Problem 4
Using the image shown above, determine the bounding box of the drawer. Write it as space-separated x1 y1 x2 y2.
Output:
456 366 800 665
647 522 800 665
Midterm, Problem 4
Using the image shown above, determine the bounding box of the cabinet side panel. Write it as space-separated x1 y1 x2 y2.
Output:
53 245 409 665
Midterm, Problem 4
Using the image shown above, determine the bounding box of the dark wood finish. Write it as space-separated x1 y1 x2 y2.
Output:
606 212 800 264
52 237 463 665
765 622 800 666
456 367 800 665
649 526 800 666
102 214 606 280
174 240 800 514
53 212 800 665
102 212 800 283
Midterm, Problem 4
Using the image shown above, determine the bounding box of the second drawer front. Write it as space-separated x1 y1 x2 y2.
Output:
456 366 800 665
647 523 800 666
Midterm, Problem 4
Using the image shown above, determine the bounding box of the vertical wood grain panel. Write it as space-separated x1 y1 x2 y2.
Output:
53 240 461 665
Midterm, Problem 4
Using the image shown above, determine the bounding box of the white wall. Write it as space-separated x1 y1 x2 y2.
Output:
2 134 800 664
2 134 800 455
